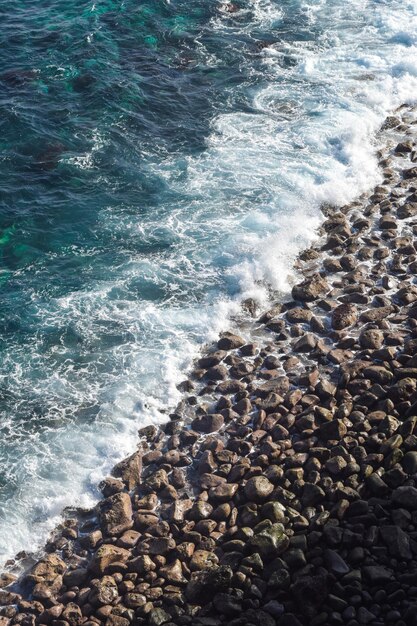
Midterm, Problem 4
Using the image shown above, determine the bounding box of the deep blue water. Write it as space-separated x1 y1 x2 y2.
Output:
1 0 417 564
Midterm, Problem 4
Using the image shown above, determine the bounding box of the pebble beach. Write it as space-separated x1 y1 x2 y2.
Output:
2 104 417 626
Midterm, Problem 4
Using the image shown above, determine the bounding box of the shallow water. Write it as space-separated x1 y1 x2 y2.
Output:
1 0 417 565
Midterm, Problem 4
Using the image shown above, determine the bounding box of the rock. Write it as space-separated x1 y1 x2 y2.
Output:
208 483 239 503
325 455 347 475
144 468 169 492
112 451 142 490
192 414 224 433
137 536 176 555
380 525 412 559
359 329 384 349
218 333 245 350
129 555 156 575
292 574 328 617
362 365 393 384
206 365 228 381
28 554 66 584
332 303 357 330
392 485 417 509
159 559 186 584
63 568 88 588
244 476 274 502
398 203 417 219
363 565 393 585
100 492 133 536
61 603 83 626
198 351 227 368
293 333 318 352
213 593 242 616
90 545 130 575
292 273 329 302
301 483 325 506
148 608 172 626
164 499 193 523
88 576 118 606
189 550 218 573
403 166 417 179
286 308 313 324
248 523 289 559
0 574 16 589
106 616 130 626
402 451 417 474
185 566 233 603
324 549 350 575
318 419 347 441
360 306 393 322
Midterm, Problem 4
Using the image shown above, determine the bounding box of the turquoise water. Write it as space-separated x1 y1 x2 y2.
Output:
1 0 417 564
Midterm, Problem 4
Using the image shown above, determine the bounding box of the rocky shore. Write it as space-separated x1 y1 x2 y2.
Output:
3 105 417 626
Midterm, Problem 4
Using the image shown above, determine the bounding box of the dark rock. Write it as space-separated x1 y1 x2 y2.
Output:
380 525 412 559
244 477 274 502
248 523 289 558
292 273 329 302
218 333 245 350
185 566 233 603
100 492 133 536
332 303 357 330
192 414 224 433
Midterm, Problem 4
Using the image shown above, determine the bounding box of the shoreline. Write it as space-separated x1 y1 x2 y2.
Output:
2 104 417 625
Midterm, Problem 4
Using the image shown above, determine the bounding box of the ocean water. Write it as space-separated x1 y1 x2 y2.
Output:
1 0 417 566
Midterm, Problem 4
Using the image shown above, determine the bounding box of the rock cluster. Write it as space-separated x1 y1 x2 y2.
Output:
3 108 417 626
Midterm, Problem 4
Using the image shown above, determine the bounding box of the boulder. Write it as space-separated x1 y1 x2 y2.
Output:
100 492 133 536
88 576 118 606
112 451 142 490
218 333 245 350
292 273 329 302
332 303 357 330
192 413 224 433
244 476 274 502
90 545 130 575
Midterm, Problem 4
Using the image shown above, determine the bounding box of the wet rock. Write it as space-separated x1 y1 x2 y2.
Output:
332 303 357 330
292 273 329 302
112 451 142 490
359 328 384 349
206 365 228 381
218 333 245 351
100 493 133 536
362 365 393 384
192 414 224 433
293 333 318 352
